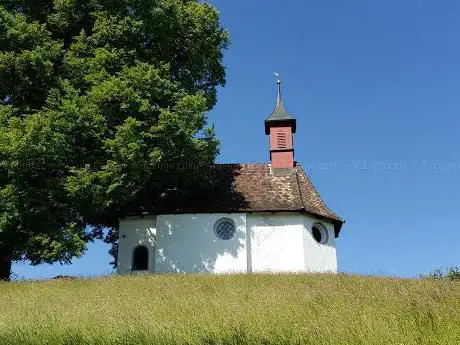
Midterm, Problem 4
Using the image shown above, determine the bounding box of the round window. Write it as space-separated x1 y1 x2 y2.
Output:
312 223 328 244
214 218 236 240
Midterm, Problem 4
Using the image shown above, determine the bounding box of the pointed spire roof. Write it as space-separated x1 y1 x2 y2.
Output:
265 78 297 134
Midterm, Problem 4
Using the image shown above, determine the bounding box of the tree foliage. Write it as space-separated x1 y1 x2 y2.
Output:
0 0 228 279
424 267 460 281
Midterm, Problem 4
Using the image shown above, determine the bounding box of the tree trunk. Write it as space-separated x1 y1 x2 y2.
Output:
0 253 12 281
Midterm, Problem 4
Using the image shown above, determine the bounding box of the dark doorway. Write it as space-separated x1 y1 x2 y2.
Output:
132 245 149 271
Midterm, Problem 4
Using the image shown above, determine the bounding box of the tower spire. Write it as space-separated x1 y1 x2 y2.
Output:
264 75 297 169
265 74 296 135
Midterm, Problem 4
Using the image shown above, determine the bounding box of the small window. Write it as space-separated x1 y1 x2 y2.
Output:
312 223 328 244
214 218 236 240
132 245 149 271
276 131 287 149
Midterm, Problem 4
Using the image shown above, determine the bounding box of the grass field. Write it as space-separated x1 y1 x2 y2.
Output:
0 274 459 345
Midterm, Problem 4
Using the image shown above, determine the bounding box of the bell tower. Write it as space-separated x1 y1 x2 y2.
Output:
265 78 297 169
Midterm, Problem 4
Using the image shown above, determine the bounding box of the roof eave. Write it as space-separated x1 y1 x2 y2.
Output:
264 118 297 135
123 208 344 237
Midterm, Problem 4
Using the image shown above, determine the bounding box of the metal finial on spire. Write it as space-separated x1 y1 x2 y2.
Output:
274 72 281 106
265 72 296 134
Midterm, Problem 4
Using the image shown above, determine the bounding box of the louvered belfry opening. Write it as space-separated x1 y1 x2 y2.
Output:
269 125 294 169
276 131 287 149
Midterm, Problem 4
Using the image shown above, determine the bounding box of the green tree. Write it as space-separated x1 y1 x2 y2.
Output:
0 0 228 280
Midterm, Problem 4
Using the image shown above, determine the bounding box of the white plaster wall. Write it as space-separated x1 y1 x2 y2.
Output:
118 212 337 274
155 213 247 273
302 216 338 273
248 213 305 272
247 213 337 273
117 216 156 274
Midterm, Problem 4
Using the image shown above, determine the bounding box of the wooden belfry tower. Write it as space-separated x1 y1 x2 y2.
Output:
265 78 297 169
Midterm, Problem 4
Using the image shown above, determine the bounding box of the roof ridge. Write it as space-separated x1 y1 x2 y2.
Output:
294 166 307 211
296 165 343 222
212 163 269 166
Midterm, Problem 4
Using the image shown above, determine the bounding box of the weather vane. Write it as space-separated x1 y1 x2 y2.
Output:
273 71 282 104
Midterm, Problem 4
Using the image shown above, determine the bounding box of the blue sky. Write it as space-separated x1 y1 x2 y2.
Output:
14 0 460 279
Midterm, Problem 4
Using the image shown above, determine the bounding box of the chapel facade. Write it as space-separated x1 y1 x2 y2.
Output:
117 80 344 274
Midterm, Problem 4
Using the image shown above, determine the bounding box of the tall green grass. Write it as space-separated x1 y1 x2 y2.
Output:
1 274 459 344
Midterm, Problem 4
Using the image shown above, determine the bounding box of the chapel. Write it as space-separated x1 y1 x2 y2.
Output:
117 80 344 274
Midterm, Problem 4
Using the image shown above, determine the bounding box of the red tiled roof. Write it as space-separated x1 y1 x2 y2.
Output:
144 163 344 237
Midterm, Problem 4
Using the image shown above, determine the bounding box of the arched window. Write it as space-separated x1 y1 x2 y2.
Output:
132 245 149 271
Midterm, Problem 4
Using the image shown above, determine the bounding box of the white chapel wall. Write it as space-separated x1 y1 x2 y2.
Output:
247 213 306 273
118 212 337 274
247 213 338 273
155 213 247 273
117 216 157 274
302 216 338 273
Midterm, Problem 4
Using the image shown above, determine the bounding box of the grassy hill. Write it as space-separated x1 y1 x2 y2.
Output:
1 274 459 345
